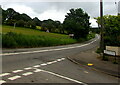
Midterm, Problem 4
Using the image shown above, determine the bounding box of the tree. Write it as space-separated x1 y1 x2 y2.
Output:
33 17 41 26
24 21 36 29
63 8 90 39
20 13 32 22
3 8 17 25
41 19 55 32
16 20 25 27
5 8 16 20
95 15 120 46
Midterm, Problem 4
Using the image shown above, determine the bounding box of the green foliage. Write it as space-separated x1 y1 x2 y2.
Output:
2 32 77 48
63 8 90 39
95 15 120 46
2 8 37 29
41 19 64 33
77 32 95 42
16 20 25 27
2 7 64 34
87 32 95 40
112 60 118 64
102 56 108 61
33 17 41 26
96 48 102 54
2 25 69 38
20 13 32 22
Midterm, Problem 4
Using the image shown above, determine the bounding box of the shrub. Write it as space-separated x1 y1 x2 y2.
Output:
2 32 77 48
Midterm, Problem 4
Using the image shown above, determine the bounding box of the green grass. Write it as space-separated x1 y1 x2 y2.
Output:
2 25 95 48
2 25 69 38
2 25 77 48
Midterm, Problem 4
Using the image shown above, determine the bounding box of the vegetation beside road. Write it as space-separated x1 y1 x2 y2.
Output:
95 15 120 47
2 25 69 38
2 32 77 48
2 26 77 48
2 25 95 48
1 7 96 48
95 15 120 63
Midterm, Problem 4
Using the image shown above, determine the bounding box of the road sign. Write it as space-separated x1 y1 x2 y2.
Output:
104 50 116 56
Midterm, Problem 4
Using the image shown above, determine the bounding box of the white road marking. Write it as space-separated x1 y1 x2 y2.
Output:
8 76 21 80
61 58 65 60
34 69 43 72
22 72 33 76
84 71 89 74
42 70 87 84
1 35 99 56
47 62 53 64
0 73 10 77
57 59 62 61
40 63 47 66
0 80 6 84
33 65 40 68
12 70 23 73
24 67 32 70
51 61 57 63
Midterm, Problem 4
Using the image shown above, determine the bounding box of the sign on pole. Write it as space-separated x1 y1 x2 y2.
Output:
104 50 116 56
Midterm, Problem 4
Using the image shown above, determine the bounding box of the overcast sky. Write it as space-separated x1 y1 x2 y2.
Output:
0 0 119 27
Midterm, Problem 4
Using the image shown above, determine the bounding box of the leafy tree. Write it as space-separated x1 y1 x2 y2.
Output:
63 8 90 39
33 17 41 26
20 13 32 22
95 15 120 46
12 12 21 21
5 8 16 20
41 19 55 32
16 20 25 27
54 21 65 34
24 21 36 29
2 8 17 25
30 21 36 29
41 22 47 31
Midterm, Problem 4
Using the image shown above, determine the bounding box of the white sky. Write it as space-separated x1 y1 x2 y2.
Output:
0 0 119 27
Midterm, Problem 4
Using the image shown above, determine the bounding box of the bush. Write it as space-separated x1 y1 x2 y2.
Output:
2 32 77 48
102 56 109 61
87 33 95 40
96 48 102 54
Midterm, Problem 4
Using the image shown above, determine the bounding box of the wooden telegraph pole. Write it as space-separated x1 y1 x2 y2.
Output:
100 0 105 59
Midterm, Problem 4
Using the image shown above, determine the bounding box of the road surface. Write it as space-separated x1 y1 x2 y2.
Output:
1 35 119 84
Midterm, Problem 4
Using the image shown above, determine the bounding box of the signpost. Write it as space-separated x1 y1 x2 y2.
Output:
104 49 117 63
104 50 116 56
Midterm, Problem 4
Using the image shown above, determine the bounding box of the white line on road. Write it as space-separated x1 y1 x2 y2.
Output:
0 80 6 84
22 72 33 76
57 59 62 61
42 70 87 84
1 35 99 56
33 65 41 68
51 61 57 63
40 63 47 66
0 73 10 77
34 69 43 72
61 58 65 60
84 71 89 74
47 62 53 64
24 67 33 70
8 76 21 80
12 70 23 73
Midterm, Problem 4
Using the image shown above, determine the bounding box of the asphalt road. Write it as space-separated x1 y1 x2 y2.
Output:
1 35 119 84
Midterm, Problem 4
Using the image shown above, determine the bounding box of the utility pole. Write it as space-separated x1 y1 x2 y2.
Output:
100 0 105 59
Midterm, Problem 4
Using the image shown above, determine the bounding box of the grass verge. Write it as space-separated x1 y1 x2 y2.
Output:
2 32 77 48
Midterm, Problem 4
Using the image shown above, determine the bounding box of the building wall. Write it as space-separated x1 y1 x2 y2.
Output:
106 46 120 56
